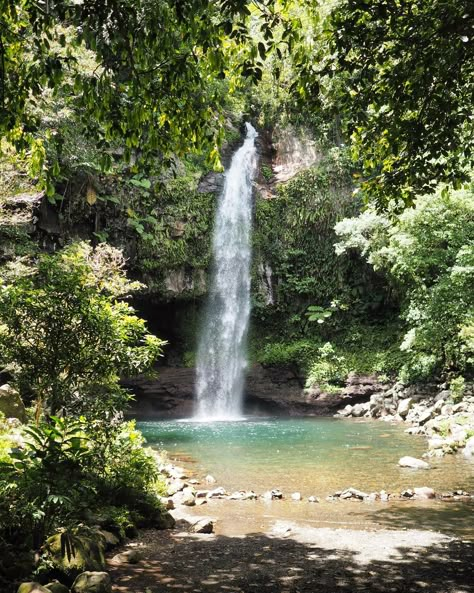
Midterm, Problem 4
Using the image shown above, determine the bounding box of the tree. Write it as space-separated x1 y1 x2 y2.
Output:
0 242 164 418
0 0 301 192
335 185 474 379
293 0 474 208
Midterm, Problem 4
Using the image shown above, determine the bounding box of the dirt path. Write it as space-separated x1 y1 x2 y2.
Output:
108 507 474 593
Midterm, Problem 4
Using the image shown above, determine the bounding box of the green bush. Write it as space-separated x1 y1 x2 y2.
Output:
335 186 474 380
0 242 164 417
0 416 165 558
450 376 466 403
306 342 348 391
0 413 13 463
256 339 321 374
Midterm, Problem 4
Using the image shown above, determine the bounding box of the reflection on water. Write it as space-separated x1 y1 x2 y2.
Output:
138 417 474 539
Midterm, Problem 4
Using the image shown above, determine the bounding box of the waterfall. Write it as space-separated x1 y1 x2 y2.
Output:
195 123 258 420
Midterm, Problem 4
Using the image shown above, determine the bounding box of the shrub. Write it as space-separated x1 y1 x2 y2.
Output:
0 242 164 417
0 416 165 555
450 376 466 403
257 339 321 374
336 186 474 380
306 343 348 390
0 412 13 463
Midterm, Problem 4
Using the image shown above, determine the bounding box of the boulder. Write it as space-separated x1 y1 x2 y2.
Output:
414 487 436 499
45 583 70 593
462 436 474 457
241 490 258 500
96 530 119 550
338 405 353 417
154 510 176 530
43 530 106 584
435 389 451 402
159 496 175 510
339 487 369 500
166 479 186 496
206 487 227 498
178 487 196 507
110 550 142 565
397 398 413 418
205 475 216 484
441 404 454 416
17 584 50 593
417 408 433 425
196 490 210 498
190 519 214 534
0 384 27 422
404 426 425 435
398 456 430 470
228 491 246 500
351 403 368 418
308 496 319 503
71 572 111 593
428 436 446 450
167 465 188 480
450 425 467 443
291 492 302 501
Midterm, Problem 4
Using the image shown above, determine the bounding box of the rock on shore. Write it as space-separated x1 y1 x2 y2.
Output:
335 379 474 458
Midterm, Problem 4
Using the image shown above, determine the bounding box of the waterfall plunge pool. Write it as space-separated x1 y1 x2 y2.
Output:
138 417 474 539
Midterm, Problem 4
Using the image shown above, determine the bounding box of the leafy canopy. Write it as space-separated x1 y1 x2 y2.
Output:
0 0 304 191
295 0 474 208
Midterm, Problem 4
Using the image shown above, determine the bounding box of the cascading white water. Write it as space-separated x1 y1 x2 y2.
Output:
194 123 258 420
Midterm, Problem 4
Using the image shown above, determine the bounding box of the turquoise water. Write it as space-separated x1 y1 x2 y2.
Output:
139 417 474 495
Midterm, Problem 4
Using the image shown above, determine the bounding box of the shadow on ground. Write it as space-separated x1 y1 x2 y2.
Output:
362 500 474 540
109 528 474 593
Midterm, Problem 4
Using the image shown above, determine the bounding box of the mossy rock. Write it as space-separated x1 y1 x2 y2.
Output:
96 530 119 551
42 529 106 585
71 571 111 593
45 583 70 593
153 510 176 530
0 384 27 422
17 583 50 593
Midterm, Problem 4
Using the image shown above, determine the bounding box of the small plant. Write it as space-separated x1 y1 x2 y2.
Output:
261 164 273 181
435 419 451 438
450 376 466 403
306 342 348 390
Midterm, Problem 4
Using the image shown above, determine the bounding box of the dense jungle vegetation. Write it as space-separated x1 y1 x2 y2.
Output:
0 0 473 589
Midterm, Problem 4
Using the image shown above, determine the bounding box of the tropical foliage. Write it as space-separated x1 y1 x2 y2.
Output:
0 242 164 417
291 0 474 208
335 185 474 380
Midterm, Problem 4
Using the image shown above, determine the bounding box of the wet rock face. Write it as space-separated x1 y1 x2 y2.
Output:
197 172 225 194
125 364 371 419
163 268 207 297
272 125 320 183
125 366 399 420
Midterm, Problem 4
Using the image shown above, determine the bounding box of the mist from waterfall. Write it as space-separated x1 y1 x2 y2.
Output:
194 123 258 420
